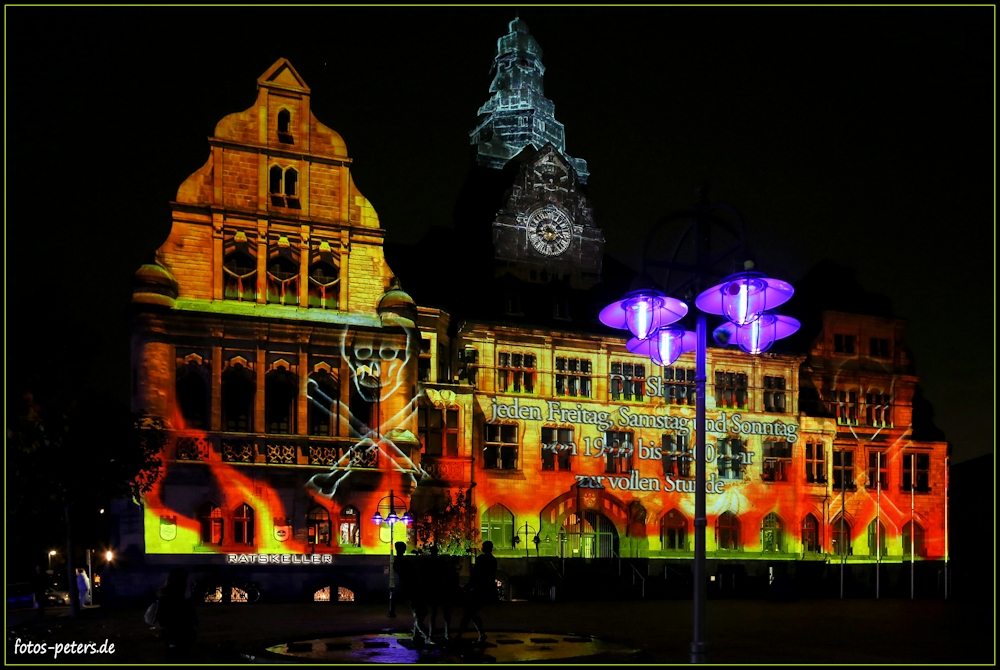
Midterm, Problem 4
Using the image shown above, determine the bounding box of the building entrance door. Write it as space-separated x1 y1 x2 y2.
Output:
558 511 618 559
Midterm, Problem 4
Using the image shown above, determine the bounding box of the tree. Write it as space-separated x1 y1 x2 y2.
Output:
8 388 166 615
412 488 479 555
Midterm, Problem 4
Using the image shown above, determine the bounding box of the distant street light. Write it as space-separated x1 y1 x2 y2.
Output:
48 550 57 571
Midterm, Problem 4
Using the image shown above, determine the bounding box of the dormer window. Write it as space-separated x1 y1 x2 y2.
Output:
269 165 300 209
277 109 293 144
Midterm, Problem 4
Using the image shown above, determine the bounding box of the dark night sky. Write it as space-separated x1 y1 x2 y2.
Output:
6 7 994 463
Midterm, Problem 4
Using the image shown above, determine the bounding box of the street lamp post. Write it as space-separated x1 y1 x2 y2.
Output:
600 195 798 664
514 522 539 558
371 490 412 618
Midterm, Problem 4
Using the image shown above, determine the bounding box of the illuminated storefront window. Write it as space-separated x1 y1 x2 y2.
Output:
420 407 458 457
865 392 891 427
714 371 747 409
761 512 784 553
660 509 688 551
661 366 695 405
233 503 255 546
497 352 535 394
902 521 926 557
716 511 740 551
484 423 519 470
555 357 592 397
805 443 826 484
610 361 644 402
307 506 331 546
603 431 634 474
540 426 574 471
762 441 791 482
801 514 820 553
661 432 691 478
716 438 744 480
867 449 888 490
339 507 360 547
832 449 856 490
199 502 223 545
902 453 931 492
482 503 514 549
762 375 786 412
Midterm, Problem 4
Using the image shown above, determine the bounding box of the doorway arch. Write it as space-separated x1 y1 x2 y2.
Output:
558 511 619 559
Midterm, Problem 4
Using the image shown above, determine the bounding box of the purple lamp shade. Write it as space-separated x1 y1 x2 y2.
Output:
372 511 384 525
713 313 800 354
627 327 697 367
599 289 688 340
695 272 794 326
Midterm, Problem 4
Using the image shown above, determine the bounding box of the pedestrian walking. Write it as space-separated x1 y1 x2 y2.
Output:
76 568 91 607
457 540 498 643
392 542 434 646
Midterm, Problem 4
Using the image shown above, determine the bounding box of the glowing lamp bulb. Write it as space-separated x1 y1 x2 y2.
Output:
736 313 778 354
722 277 767 326
654 326 687 367
372 512 384 526
401 512 413 527
624 294 663 340
386 511 399 525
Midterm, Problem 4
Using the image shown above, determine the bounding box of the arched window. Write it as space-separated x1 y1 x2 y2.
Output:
222 363 255 432
832 515 851 556
265 366 298 434
801 514 820 553
339 507 360 547
176 359 210 429
659 509 687 551
868 518 887 556
277 109 293 143
761 512 783 553
269 166 300 208
481 503 514 550
307 506 331 546
902 521 925 557
308 369 340 436
199 502 223 545
308 243 340 310
717 511 740 551
223 248 257 302
266 237 299 306
234 503 255 546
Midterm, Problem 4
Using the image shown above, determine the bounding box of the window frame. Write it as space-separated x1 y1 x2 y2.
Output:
484 422 519 471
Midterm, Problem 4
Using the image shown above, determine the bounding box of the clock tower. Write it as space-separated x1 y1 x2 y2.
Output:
492 144 605 290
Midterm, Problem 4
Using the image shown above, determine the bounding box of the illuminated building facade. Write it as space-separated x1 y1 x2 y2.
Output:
121 31 948 602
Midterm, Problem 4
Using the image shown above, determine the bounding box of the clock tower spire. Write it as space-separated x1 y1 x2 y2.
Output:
469 17 589 183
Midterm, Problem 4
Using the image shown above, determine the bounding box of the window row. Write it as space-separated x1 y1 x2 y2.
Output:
828 390 893 427
222 234 339 308
833 334 892 359
197 502 361 547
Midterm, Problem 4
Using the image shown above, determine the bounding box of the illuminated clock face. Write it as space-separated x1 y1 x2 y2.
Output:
526 206 573 257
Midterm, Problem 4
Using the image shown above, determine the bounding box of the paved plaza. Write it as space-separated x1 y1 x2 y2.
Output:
7 596 994 665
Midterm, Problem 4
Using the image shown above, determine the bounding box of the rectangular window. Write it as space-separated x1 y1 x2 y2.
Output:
459 347 479 388
902 452 931 492
832 449 856 491
834 389 859 425
805 443 826 484
662 366 696 406
869 337 890 358
610 361 645 402
541 427 575 471
603 431 634 474
419 407 458 457
555 357 592 398
763 376 787 413
716 437 743 480
497 352 535 394
762 441 792 482
714 371 748 409
418 337 432 383
834 334 856 354
867 450 888 490
865 393 891 427
661 433 692 478
484 423 518 470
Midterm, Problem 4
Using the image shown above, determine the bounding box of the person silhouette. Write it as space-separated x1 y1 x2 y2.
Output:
457 541 498 643
156 567 198 662
427 545 460 640
392 542 434 646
